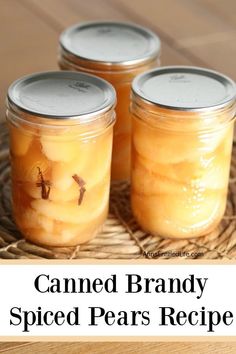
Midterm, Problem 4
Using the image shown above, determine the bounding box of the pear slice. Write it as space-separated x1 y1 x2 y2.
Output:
11 138 50 183
132 154 184 196
80 132 112 188
41 136 77 162
49 182 79 202
132 189 226 238
31 182 109 224
21 203 107 246
51 159 83 192
16 207 54 233
51 131 112 192
192 154 230 191
133 146 230 192
24 181 79 202
132 116 228 164
23 219 102 246
9 124 32 156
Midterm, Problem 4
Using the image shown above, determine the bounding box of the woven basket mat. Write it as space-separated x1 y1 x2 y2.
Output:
0 123 236 260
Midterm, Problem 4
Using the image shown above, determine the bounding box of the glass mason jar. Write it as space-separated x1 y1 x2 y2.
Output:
131 66 236 239
6 71 116 247
58 21 161 180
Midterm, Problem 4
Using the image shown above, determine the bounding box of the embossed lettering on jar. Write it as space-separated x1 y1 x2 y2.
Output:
59 21 161 180
7 71 116 247
131 66 236 239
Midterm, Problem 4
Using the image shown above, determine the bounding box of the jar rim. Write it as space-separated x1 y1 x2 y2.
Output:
131 99 236 133
7 71 116 125
59 21 161 71
132 66 236 114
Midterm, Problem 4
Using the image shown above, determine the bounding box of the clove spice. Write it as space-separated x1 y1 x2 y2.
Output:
36 167 51 199
72 174 86 205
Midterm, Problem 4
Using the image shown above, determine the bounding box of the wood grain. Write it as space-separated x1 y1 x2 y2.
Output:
0 343 31 353
116 0 234 40
181 34 236 79
197 0 236 25
1 342 236 354
0 0 58 122
114 0 236 77
24 0 127 27
22 2 196 74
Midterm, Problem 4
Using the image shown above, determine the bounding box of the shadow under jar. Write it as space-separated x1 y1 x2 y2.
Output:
131 66 236 239
58 21 161 180
6 71 116 247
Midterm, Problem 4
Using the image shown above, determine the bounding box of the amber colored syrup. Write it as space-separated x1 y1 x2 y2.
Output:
110 82 131 180
59 59 159 180
131 116 234 238
10 123 113 246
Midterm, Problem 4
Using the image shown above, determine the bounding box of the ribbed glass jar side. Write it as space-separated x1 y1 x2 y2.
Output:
7 100 115 247
130 96 236 239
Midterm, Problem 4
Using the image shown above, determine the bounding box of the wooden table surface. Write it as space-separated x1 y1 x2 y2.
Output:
0 0 236 352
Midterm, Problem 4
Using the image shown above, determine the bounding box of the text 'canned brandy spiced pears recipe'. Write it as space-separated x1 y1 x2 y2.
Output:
9 273 234 333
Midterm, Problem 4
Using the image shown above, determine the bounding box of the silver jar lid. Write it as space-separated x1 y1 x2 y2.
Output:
132 66 236 112
7 71 116 122
59 21 161 70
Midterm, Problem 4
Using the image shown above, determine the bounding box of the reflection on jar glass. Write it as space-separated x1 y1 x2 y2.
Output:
131 66 236 239
58 21 161 180
6 71 116 247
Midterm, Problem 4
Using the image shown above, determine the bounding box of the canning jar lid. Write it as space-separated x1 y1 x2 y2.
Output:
132 66 236 113
59 21 161 71
7 71 116 124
